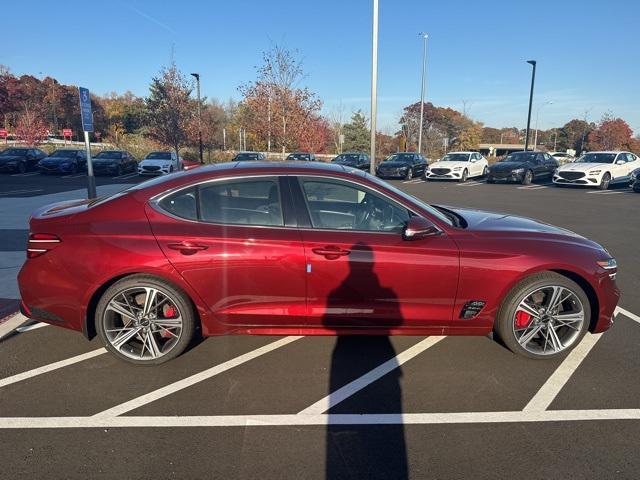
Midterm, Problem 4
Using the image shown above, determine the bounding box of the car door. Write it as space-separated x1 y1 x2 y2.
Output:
413 155 427 176
531 153 547 177
610 153 628 181
542 153 558 176
469 154 481 176
293 176 459 329
147 176 307 327
624 153 638 177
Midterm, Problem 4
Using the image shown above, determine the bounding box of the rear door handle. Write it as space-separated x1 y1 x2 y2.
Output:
312 246 351 259
167 242 208 255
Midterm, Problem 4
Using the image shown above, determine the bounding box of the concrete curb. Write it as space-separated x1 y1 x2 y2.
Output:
0 312 28 339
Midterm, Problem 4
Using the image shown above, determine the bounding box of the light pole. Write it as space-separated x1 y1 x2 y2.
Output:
524 60 536 151
417 32 428 155
190 73 204 163
369 0 379 175
533 101 552 151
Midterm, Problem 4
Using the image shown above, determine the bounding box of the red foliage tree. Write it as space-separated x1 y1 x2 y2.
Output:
587 115 634 151
14 103 48 145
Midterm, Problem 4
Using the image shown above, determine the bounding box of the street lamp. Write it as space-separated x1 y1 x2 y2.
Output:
417 33 428 155
369 0 379 175
533 101 552 151
524 60 536 151
190 73 204 163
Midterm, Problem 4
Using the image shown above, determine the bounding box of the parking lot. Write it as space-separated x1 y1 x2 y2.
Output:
1 172 639 479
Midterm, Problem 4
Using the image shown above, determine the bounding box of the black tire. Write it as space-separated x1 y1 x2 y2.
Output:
521 170 533 185
487 176 495 184
116 165 123 176
95 275 196 365
494 271 590 360
18 161 26 174
70 163 78 175
460 169 468 183
482 166 488 177
598 173 611 190
405 169 413 180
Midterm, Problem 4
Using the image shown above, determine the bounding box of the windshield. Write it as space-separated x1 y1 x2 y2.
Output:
502 152 536 162
0 148 28 156
146 152 172 160
575 153 617 164
384 154 414 164
96 151 123 159
333 154 360 164
234 153 259 161
440 153 470 162
50 150 79 158
365 173 454 227
287 153 310 160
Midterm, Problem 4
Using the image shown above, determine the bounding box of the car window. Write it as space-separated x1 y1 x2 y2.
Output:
626 153 636 162
158 186 197 221
199 178 283 226
300 178 410 232
616 154 627 163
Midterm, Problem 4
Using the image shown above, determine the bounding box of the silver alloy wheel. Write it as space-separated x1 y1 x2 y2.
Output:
512 285 585 356
103 286 183 361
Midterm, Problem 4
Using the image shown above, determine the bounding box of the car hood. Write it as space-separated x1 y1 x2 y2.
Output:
0 155 22 164
42 157 75 164
430 161 469 169
557 162 610 172
93 158 119 164
490 161 527 171
140 159 172 167
378 162 410 169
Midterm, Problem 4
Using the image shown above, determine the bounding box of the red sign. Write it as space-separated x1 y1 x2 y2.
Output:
0 129 7 138
62 129 72 137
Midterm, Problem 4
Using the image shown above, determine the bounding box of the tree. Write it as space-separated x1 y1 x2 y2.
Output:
187 100 226 160
555 119 593 153
457 124 482 150
298 115 331 153
342 110 369 152
14 103 48 145
146 63 193 158
587 114 634 151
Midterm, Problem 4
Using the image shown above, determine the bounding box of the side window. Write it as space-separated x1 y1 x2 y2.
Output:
616 154 627 164
159 186 197 221
535 153 545 163
199 178 283 226
300 178 410 233
626 153 636 162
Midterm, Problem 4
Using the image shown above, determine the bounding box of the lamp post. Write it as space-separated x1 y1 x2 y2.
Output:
524 60 536 151
369 0 379 175
533 101 552 151
417 33 428 155
190 73 204 163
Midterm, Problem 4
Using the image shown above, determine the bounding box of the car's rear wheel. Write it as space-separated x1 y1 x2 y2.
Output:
495 272 590 359
96 275 195 365
598 173 611 190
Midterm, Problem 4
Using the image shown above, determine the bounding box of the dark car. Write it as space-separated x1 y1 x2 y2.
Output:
286 152 316 162
92 150 137 176
376 152 428 180
631 168 640 192
487 151 558 185
0 147 47 173
232 152 266 161
332 152 370 171
38 149 87 175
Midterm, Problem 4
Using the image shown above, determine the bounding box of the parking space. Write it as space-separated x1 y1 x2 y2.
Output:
1 176 640 478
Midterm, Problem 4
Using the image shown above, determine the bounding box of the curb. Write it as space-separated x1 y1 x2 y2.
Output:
0 311 28 340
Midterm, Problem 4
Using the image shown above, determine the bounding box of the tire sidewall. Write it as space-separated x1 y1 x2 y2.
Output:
599 173 611 190
522 170 533 185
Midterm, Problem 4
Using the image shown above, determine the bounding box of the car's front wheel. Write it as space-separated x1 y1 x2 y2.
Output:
521 169 533 185
18 161 26 174
459 169 468 182
495 272 590 359
405 169 413 180
96 275 196 365
598 173 611 190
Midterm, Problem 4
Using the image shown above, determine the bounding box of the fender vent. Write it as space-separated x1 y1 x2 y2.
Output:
460 301 486 319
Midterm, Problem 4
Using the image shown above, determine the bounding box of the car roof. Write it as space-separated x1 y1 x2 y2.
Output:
584 151 627 154
444 151 475 155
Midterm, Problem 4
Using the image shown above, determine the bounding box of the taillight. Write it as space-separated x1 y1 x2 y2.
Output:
27 233 61 258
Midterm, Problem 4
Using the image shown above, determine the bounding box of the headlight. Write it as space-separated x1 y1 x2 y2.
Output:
588 170 601 175
513 168 525 174
597 258 617 270
452 167 462 171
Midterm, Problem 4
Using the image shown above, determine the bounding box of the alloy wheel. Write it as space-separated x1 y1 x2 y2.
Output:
511 285 585 356
102 286 183 361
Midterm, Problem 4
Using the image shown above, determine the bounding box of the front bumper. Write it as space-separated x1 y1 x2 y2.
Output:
425 171 462 180
39 164 75 174
0 163 19 172
93 165 119 175
553 174 600 186
376 169 408 179
592 271 621 333
488 170 524 182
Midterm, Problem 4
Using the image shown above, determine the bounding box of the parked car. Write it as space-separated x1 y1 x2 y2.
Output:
232 152 265 161
138 151 182 176
424 152 488 182
630 168 640 193
92 150 137 176
38 149 87 174
376 152 428 180
487 151 558 185
286 152 316 162
17 162 619 365
553 151 639 190
0 147 47 173
332 152 370 171
550 151 575 165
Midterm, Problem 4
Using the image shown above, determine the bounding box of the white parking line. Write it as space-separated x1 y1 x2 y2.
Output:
517 185 548 190
61 174 86 179
523 333 602 412
10 172 40 177
112 172 137 180
457 181 485 187
298 336 444 415
15 322 49 333
0 349 106 388
616 306 640 324
1 409 640 429
0 189 43 196
94 336 302 418
402 179 423 184
586 190 626 195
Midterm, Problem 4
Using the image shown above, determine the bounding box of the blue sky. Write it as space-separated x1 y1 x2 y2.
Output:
4 0 639 133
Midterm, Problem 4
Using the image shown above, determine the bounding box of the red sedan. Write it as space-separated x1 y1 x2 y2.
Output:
18 162 619 364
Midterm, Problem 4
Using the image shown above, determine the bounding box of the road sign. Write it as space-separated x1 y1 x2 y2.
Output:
78 87 93 133
0 129 7 138
62 129 72 138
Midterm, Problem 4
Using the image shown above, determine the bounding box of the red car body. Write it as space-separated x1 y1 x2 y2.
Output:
18 162 619 340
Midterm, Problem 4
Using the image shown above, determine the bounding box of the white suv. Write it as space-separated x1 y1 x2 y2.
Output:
138 151 183 176
424 151 488 182
553 151 639 190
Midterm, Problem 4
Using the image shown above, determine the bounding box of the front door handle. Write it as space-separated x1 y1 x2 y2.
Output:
167 242 208 256
312 246 351 259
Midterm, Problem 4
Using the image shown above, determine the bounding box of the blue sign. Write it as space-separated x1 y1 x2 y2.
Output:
78 87 94 132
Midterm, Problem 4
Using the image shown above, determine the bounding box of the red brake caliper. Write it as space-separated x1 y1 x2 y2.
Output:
515 310 532 328
160 304 177 338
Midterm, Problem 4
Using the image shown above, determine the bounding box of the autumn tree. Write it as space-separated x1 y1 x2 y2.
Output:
146 63 194 158
342 110 369 152
587 114 634 151
14 103 48 145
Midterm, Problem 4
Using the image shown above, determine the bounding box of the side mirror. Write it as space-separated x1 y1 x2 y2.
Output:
403 217 441 241
616 159 625 165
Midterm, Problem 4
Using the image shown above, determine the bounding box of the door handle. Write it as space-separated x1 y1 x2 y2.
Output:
312 246 351 259
167 242 208 255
